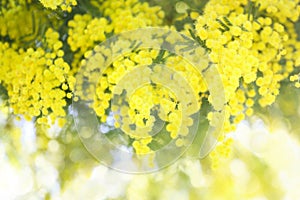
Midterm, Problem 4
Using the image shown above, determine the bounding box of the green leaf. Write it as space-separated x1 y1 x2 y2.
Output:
0 83 8 101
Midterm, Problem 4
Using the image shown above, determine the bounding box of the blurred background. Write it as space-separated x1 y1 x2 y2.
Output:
1 78 300 200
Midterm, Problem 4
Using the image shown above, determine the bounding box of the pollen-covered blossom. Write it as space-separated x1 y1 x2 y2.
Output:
0 5 37 41
0 0 300 166
0 28 75 127
194 0 300 168
99 0 165 34
39 0 77 12
67 0 165 74
82 48 205 155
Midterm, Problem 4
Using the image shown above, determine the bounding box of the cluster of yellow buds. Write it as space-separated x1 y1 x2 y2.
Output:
0 0 299 167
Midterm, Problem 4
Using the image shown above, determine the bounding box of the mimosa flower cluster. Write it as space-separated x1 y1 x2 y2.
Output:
0 0 299 168
194 0 300 168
